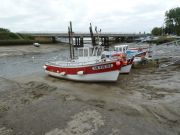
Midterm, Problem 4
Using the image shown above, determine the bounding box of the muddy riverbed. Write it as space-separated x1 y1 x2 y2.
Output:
0 44 180 135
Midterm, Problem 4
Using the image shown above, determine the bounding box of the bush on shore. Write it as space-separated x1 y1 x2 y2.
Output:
0 28 53 45
0 32 20 40
17 33 35 40
0 40 34 45
149 37 177 45
0 40 53 45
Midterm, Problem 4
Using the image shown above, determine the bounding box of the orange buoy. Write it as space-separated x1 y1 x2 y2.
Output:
116 61 121 66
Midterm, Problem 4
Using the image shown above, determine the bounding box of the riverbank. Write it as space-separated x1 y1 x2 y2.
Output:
0 43 68 57
148 36 180 45
0 44 180 135
0 40 55 46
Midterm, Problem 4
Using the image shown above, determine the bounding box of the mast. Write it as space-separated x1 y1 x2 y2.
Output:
89 23 95 46
95 26 101 46
68 26 72 59
70 21 74 58
68 21 74 59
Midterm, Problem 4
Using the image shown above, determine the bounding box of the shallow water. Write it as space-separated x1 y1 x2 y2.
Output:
0 50 69 78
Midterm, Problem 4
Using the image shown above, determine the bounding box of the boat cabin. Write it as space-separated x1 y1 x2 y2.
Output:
114 45 128 53
76 46 105 63
77 46 104 57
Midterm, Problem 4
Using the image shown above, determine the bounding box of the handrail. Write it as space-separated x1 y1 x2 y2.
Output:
46 58 114 67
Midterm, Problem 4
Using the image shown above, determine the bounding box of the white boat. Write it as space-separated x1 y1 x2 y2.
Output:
44 22 123 82
114 45 149 64
102 50 134 74
44 46 122 82
33 42 40 47
119 61 133 74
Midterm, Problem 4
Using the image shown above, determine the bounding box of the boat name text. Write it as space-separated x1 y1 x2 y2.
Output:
92 64 113 70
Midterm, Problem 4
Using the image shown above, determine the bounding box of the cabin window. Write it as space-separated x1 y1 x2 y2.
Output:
83 49 90 57
119 48 122 52
123 47 126 52
97 48 102 56
77 48 90 57
92 47 103 56
115 48 118 51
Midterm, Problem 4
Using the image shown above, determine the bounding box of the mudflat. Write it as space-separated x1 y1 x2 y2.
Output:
0 44 180 135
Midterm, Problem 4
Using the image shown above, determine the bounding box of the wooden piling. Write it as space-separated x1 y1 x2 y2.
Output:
80 37 83 46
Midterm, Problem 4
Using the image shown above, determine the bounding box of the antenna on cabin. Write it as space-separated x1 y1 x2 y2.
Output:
89 23 95 46
95 26 102 46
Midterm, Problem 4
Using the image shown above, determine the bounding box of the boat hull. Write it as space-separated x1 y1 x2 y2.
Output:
133 57 142 64
44 61 121 82
45 70 120 82
120 64 132 74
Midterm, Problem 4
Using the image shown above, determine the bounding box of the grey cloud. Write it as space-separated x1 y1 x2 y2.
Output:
0 0 179 33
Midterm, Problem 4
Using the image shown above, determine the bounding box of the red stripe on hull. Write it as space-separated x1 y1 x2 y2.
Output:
45 61 121 75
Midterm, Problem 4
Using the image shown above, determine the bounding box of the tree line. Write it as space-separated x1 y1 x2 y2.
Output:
152 7 180 36
0 28 10 33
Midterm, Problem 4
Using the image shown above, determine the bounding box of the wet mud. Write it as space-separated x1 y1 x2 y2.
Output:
0 44 180 135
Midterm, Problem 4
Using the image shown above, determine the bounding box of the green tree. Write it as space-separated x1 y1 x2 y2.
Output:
0 28 10 33
151 27 162 36
165 7 180 35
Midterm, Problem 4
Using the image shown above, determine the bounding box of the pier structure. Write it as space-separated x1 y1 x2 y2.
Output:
20 32 147 48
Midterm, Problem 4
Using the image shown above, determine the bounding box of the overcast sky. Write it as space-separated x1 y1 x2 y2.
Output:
0 0 179 33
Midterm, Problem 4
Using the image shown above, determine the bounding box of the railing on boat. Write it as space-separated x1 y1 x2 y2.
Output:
46 58 114 67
